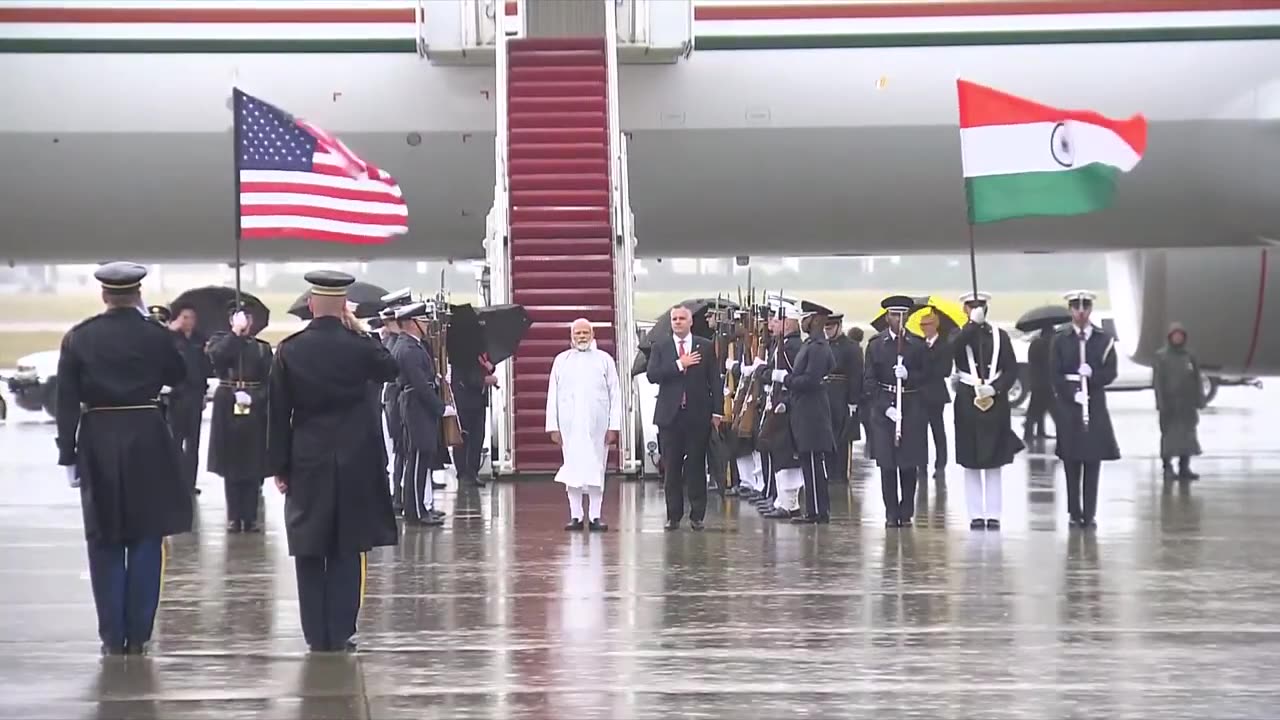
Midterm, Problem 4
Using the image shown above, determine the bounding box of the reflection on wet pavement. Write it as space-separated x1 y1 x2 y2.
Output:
3 388 1280 717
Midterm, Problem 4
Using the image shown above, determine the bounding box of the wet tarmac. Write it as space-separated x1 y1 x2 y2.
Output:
2 386 1280 718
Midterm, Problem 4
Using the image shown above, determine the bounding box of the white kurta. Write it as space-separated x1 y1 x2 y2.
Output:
545 342 622 489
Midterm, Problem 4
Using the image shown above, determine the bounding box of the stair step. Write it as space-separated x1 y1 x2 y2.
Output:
510 66 605 83
513 446 620 473
512 270 615 290
511 190 610 208
522 305 616 324
511 220 611 239
515 288 615 307
508 80 606 99
511 207 609 225
514 342 616 373
508 157 608 176
522 337 618 357
510 111 607 130
525 322 616 343
511 253 612 273
509 236 613 255
517 391 548 411
509 142 607 161
509 96 607 114
509 49 606 68
509 173 609 192
510 37 606 52
510 127 607 145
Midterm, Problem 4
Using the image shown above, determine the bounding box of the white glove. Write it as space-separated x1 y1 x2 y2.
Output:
63 465 79 489
969 306 986 324
893 364 908 380
234 390 252 406
774 403 787 414
745 360 764 374
443 405 458 418
885 406 901 422
723 385 733 397
771 369 788 383
848 404 856 413
1078 363 1093 378
1074 390 1088 406
976 383 996 399
230 310 249 334
725 358 739 372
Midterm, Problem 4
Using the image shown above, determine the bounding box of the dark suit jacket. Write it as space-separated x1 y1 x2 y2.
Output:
645 333 722 428
921 333 953 407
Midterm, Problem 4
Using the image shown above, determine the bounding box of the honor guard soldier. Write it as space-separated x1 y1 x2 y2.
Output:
864 295 930 527
822 312 863 484
451 346 498 488
55 262 191 656
378 288 413 512
206 300 274 533
774 301 837 524
392 301 451 526
756 304 806 519
267 270 401 652
1050 290 1119 529
950 292 1024 530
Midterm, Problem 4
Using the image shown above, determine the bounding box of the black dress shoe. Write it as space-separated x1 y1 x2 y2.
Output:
899 518 913 527
664 520 679 531
816 515 830 524
242 521 262 533
473 475 488 487
391 503 404 514
101 644 126 656
431 481 447 490
985 518 1000 530
227 521 242 533
429 508 446 518
124 643 147 656
1082 518 1097 529
565 519 585 531
690 520 705 531
763 507 792 519
724 486 740 497
885 519 899 528
1069 516 1083 528
588 519 608 532
970 519 985 530
790 515 816 525
412 515 444 527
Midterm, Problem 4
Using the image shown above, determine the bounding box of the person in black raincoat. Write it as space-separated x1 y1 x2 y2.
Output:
55 262 191 655
377 289 414 512
206 300 273 533
166 302 212 496
823 313 863 484
1153 322 1204 481
775 303 836 523
1024 327 1055 442
267 270 401 653
755 305 805 520
864 295 930 527
1050 290 1120 529
392 301 448 526
950 292 1024 531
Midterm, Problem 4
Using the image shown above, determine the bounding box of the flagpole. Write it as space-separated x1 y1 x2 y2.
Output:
967 222 979 301
232 86 243 310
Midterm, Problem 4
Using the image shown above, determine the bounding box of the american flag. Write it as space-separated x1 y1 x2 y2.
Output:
234 88 408 244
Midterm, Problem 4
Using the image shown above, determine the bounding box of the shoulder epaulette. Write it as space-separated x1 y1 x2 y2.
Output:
278 327 307 346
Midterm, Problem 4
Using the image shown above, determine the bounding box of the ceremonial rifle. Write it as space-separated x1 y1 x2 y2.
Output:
431 289 465 448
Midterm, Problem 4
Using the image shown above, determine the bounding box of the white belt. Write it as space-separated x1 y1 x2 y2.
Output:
956 370 1001 387
1063 373 1082 381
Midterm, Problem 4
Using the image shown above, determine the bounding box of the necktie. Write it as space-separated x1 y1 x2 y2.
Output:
678 339 687 408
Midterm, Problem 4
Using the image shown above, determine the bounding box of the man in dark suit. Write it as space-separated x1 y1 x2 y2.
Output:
918 310 952 486
646 305 724 531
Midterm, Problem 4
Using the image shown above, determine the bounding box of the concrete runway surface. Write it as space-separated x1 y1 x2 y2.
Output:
1 386 1279 718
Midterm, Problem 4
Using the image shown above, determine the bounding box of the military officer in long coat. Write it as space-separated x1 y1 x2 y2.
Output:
755 306 806 519
822 313 863 484
392 301 450 526
267 270 401 652
864 295 930 527
775 302 837 524
377 288 413 511
1050 290 1120 529
206 300 274 533
950 292 1025 530
1153 322 1204 481
55 262 191 655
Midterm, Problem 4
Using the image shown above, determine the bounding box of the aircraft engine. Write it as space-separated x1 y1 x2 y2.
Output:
1106 247 1280 376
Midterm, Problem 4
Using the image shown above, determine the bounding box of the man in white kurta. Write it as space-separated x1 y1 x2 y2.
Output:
546 319 622 531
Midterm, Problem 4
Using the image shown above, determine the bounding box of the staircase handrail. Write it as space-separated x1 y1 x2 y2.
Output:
604 0 638 473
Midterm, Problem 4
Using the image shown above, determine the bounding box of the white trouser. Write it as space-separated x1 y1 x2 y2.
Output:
964 467 1003 520
566 485 604 521
735 454 763 492
774 467 803 510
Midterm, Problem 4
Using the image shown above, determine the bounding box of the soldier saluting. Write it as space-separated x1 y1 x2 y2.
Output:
1050 290 1119 529
267 270 401 652
864 295 929 527
392 300 452 526
55 262 191 656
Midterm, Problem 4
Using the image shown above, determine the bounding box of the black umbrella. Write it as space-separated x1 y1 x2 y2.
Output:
1016 305 1072 333
632 298 741 376
169 286 270 338
288 281 389 320
447 303 533 367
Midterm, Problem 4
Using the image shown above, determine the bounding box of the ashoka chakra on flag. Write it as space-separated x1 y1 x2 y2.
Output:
956 79 1148 224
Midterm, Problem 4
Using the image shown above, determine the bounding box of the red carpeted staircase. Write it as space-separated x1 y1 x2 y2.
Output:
506 36 619 473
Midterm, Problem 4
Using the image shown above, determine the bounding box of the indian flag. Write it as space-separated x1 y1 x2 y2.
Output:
957 79 1147 224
